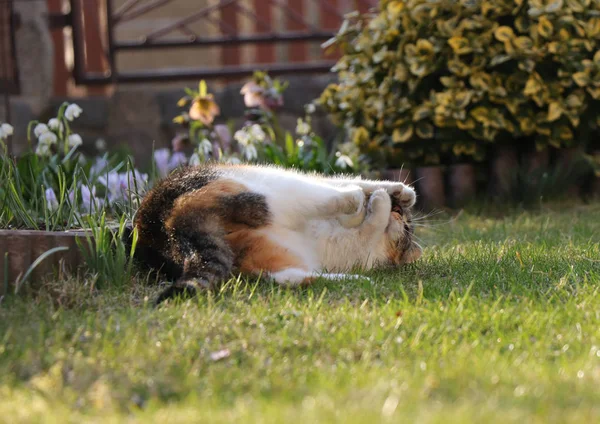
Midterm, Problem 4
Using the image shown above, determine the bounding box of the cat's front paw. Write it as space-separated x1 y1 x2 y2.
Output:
337 188 367 228
368 188 392 214
340 186 366 215
386 184 416 209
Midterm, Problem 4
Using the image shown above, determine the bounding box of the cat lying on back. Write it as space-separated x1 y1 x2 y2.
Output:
131 164 422 303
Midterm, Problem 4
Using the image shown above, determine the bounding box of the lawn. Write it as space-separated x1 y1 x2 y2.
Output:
1 202 599 423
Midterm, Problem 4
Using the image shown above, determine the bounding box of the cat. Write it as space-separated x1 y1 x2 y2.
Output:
130 164 422 304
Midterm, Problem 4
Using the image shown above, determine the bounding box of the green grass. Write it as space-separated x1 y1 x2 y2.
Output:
1 203 599 423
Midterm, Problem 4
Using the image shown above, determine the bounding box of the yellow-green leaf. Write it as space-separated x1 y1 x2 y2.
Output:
413 106 432 121
587 86 600 99
547 102 563 122
513 36 533 51
538 16 554 38
558 125 573 140
494 26 515 42
416 121 434 139
448 36 472 55
392 124 414 143
572 72 590 87
524 78 542 96
471 107 489 123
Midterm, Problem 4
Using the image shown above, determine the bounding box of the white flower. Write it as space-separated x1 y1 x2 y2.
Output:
38 131 58 145
168 152 187 171
45 188 59 211
243 144 258 161
34 123 50 137
226 156 241 165
189 153 201 167
234 129 251 146
47 118 63 131
67 134 83 148
296 118 310 136
305 103 316 114
95 138 107 151
199 138 213 156
154 148 171 178
249 124 266 142
36 143 51 156
335 154 353 169
64 103 83 121
0 123 13 139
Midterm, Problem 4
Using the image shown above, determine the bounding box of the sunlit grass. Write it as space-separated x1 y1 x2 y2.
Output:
0 203 599 423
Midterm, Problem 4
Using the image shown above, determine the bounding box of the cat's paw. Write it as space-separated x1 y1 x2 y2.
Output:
337 188 366 228
385 183 416 209
368 188 392 214
340 186 366 215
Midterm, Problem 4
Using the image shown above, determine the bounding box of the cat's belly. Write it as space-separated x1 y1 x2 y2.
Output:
246 226 320 273
305 220 375 272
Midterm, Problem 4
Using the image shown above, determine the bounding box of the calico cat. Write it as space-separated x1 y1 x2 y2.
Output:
131 164 422 303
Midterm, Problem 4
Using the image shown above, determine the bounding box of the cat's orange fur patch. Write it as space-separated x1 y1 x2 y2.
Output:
225 229 306 274
173 179 247 211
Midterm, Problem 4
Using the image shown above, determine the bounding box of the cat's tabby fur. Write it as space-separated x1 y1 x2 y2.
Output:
131 164 421 303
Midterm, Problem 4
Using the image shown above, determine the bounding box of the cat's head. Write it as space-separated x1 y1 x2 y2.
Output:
383 189 422 266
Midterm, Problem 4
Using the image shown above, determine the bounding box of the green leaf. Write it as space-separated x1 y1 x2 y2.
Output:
494 26 515 42
392 124 414 143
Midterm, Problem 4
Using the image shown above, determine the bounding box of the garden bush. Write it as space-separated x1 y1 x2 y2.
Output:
319 0 600 169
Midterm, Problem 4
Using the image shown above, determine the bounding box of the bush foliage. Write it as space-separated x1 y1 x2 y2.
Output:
319 0 600 167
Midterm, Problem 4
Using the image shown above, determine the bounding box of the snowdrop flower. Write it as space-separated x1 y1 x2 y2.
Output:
249 124 266 142
95 138 107 151
199 138 213 156
35 143 51 157
243 144 258 161
67 133 83 148
47 118 63 132
234 129 251 146
45 188 59 211
168 152 188 170
0 123 13 139
226 156 241 165
34 123 50 138
189 153 201 167
38 131 58 145
335 154 353 169
154 148 171 178
296 118 310 136
305 103 316 114
64 103 83 121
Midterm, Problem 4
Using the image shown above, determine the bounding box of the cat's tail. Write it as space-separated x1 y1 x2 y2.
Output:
152 210 235 306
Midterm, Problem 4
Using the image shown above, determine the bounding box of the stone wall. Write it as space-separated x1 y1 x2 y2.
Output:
1 0 53 155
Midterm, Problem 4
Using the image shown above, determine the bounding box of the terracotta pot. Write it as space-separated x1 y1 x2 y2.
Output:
382 168 414 186
490 145 518 197
590 150 600 198
415 166 446 211
556 146 585 196
0 229 92 296
526 148 550 173
448 163 476 207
